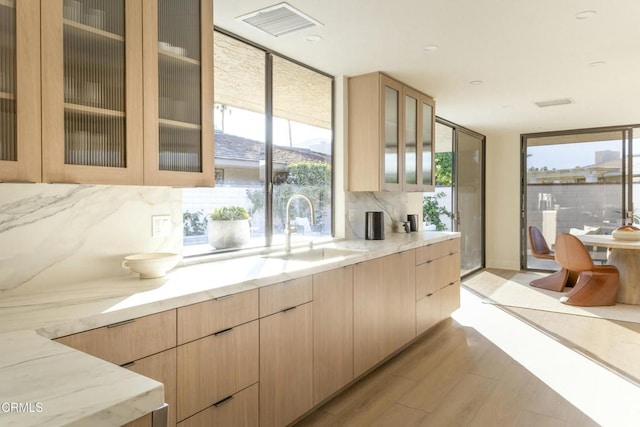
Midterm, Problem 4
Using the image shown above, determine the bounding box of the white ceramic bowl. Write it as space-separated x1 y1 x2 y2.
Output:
122 252 180 279
612 228 640 241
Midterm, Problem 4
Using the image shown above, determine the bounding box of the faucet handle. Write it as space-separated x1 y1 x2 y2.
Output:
286 224 298 233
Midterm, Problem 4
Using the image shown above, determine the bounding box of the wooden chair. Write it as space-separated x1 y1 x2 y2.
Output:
554 233 619 306
528 226 576 292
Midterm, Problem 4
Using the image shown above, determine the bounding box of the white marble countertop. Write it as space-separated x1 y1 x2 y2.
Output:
0 231 458 426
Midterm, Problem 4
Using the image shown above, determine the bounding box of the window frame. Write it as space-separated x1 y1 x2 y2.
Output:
185 28 335 255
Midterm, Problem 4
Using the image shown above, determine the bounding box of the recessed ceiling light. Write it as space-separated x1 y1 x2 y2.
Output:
306 35 322 42
588 61 607 67
469 80 483 85
575 10 597 20
423 44 439 52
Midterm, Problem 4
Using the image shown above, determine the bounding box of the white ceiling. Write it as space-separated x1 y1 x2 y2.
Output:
213 0 640 136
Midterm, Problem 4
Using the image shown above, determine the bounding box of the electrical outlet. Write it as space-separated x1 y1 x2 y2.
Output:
152 215 171 237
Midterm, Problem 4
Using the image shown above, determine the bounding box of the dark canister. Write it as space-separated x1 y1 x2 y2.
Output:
407 214 418 232
365 211 385 240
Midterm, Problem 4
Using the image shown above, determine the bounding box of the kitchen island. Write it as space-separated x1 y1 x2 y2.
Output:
0 231 459 426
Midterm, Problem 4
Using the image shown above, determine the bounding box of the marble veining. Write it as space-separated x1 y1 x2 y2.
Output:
0 232 458 426
0 331 164 427
345 191 423 239
0 184 182 292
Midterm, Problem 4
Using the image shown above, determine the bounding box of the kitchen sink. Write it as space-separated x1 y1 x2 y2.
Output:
263 247 368 262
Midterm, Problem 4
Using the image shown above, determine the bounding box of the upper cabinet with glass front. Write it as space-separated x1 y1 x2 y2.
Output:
0 0 41 183
348 72 435 192
41 0 144 184
29 0 212 186
143 0 213 186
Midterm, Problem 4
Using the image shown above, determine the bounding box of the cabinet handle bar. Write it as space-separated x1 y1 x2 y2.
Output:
213 395 234 408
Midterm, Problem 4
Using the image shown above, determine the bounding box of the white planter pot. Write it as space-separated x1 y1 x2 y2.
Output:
208 220 250 249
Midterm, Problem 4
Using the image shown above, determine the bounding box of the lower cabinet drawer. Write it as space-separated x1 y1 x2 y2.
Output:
177 383 259 427
416 292 442 335
55 310 177 366
177 320 259 421
441 281 461 318
122 348 177 427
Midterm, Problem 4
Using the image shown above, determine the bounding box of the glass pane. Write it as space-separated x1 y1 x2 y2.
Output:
633 128 640 226
404 95 417 185
457 131 483 275
422 101 433 186
158 0 201 172
63 0 125 167
182 31 266 255
384 86 399 184
272 55 332 247
0 0 16 161
525 132 624 270
425 122 454 232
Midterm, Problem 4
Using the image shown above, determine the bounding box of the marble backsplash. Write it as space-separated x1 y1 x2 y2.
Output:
0 184 182 293
345 191 423 239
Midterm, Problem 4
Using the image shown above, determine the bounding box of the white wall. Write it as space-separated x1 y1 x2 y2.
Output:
485 130 522 270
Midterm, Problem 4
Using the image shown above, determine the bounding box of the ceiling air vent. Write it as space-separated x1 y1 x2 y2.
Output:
237 2 322 37
535 98 574 108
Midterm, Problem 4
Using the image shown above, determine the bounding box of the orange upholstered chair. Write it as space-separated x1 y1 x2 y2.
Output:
528 226 576 292
554 233 619 306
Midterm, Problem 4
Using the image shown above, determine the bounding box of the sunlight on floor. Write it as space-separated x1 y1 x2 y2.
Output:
454 287 640 427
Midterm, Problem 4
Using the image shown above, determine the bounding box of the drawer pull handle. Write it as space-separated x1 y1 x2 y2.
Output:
120 361 136 369
107 319 135 328
214 327 233 336
213 395 234 408
282 306 297 313
214 294 233 301
427 293 433 297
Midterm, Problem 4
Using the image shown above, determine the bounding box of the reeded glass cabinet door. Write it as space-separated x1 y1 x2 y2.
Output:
42 0 143 184
0 0 41 182
0 0 16 164
143 0 213 186
381 76 402 191
421 95 435 190
403 87 420 190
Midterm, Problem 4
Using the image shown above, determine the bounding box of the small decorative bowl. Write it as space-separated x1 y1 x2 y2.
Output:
612 225 640 241
122 252 180 279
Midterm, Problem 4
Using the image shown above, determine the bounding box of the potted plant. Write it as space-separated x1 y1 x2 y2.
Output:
208 206 250 249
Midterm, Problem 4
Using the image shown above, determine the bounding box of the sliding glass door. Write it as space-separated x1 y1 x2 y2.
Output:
522 126 636 270
431 119 485 276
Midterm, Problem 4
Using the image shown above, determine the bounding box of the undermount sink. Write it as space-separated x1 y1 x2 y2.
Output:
264 247 368 262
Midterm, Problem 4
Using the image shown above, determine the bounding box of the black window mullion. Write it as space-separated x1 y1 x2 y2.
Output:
265 52 274 246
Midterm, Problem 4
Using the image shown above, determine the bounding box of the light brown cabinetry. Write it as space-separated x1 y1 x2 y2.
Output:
348 71 435 192
3 0 212 186
55 310 177 426
177 320 259 422
259 279 313 427
353 250 416 377
142 0 213 186
177 383 259 427
176 289 258 345
0 0 41 183
123 348 177 427
313 266 354 405
176 289 259 424
55 309 177 366
415 238 461 334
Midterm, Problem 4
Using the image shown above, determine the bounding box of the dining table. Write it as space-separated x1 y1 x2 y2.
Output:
577 234 640 305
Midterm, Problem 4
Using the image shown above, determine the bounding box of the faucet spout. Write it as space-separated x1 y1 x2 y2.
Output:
285 193 315 253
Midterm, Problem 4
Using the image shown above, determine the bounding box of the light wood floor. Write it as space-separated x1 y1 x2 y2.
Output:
296 271 640 427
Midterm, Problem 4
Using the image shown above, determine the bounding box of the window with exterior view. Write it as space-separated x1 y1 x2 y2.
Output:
182 31 333 256
523 128 640 271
